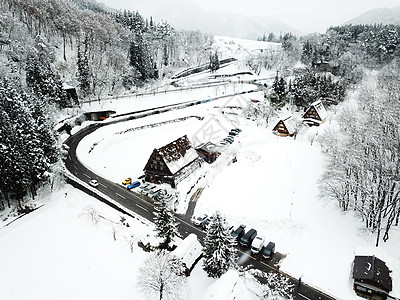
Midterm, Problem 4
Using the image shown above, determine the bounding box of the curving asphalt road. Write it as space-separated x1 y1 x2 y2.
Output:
63 99 337 300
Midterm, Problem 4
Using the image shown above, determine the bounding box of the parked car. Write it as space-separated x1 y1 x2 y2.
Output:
127 181 141 190
231 128 242 133
89 179 99 187
224 137 234 144
202 216 214 230
192 214 208 226
229 131 238 136
240 229 257 247
122 177 132 185
148 189 162 197
262 242 276 259
251 236 265 254
232 225 246 241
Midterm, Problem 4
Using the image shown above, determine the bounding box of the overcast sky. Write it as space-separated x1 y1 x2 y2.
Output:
100 0 399 33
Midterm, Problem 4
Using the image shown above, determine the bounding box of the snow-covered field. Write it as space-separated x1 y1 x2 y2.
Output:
1 36 399 300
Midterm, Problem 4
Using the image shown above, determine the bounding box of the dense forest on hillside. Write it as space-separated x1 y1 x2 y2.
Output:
0 0 213 210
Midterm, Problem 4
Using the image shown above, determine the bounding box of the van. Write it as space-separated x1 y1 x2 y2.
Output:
240 229 257 247
251 236 265 254
232 224 246 241
262 242 276 259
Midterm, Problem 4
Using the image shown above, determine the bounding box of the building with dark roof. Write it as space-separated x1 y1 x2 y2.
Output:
302 100 327 126
143 135 203 188
352 255 392 299
272 115 297 137
195 142 220 163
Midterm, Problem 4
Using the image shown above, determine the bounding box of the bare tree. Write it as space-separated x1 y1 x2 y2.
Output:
137 250 187 300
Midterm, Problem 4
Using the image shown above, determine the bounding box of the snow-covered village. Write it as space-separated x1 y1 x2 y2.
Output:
1 0 400 299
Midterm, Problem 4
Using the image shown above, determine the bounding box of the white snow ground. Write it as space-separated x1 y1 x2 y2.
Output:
1 37 399 300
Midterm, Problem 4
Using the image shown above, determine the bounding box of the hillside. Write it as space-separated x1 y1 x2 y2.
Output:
344 5 400 26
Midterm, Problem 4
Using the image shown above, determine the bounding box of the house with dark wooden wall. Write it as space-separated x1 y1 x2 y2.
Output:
195 142 220 163
302 100 327 126
272 115 296 137
352 255 392 300
143 135 203 188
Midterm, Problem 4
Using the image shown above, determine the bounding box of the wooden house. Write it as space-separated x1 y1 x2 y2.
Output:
302 100 327 126
352 256 392 300
272 115 296 137
143 135 203 188
195 142 220 163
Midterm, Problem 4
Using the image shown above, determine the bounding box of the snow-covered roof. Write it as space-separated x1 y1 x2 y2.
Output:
200 270 253 300
196 142 219 153
303 100 327 122
157 135 200 174
280 115 296 134
171 233 202 270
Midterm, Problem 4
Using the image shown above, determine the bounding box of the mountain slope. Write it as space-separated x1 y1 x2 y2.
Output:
343 5 400 26
99 0 300 39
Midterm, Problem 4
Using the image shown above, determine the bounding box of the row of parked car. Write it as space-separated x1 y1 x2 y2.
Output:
191 215 275 260
232 225 275 259
122 177 172 200
219 128 242 146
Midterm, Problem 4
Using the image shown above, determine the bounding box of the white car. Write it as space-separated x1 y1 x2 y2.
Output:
251 236 265 254
192 214 208 226
89 179 99 187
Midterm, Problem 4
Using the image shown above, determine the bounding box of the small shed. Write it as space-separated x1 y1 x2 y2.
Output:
302 100 327 126
200 270 253 300
195 142 220 163
171 234 202 276
272 115 296 137
143 135 203 188
352 255 392 300
62 83 79 105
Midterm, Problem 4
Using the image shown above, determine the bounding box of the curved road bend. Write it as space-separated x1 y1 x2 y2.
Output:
63 118 337 300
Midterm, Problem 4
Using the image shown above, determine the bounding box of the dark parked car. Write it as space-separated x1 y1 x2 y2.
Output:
240 229 257 247
201 216 214 230
262 242 276 259
228 131 238 136
232 225 246 241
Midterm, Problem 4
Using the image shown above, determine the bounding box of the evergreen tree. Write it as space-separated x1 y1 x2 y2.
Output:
77 43 91 98
0 78 58 207
301 40 315 65
25 53 70 108
267 32 275 42
153 197 180 249
202 211 237 278
270 72 287 107
209 51 220 72
129 35 155 80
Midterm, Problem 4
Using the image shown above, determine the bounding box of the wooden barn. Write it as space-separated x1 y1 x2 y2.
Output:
195 142 220 163
302 100 327 126
352 256 392 300
272 115 296 137
143 135 203 188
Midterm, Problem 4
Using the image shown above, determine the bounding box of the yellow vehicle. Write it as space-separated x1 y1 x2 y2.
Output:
122 177 132 185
